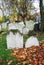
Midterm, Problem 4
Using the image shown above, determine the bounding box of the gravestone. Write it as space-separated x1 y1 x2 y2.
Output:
22 20 35 34
26 20 34 30
8 22 18 30
6 31 23 49
18 22 25 33
25 36 39 48
22 27 29 34
1 22 7 29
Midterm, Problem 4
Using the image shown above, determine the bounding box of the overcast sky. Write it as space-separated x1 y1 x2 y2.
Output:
0 0 40 17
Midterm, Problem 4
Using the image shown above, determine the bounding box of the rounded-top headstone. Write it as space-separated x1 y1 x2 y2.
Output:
25 36 39 48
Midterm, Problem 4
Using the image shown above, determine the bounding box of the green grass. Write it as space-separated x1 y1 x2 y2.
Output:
38 33 44 41
0 33 18 65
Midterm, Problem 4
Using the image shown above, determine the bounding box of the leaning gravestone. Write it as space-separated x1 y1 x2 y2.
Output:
6 31 23 49
25 36 39 48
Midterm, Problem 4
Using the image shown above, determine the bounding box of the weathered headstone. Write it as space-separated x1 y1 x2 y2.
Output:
6 31 23 49
25 36 39 48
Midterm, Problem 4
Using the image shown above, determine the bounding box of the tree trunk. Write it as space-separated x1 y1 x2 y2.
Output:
40 0 44 31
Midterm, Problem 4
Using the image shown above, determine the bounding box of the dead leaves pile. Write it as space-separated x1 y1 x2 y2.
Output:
11 40 44 65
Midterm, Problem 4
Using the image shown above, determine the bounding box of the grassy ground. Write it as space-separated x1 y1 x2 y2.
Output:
0 32 17 65
0 30 44 65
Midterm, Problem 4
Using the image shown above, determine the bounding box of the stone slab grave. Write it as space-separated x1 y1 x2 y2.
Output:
6 31 23 49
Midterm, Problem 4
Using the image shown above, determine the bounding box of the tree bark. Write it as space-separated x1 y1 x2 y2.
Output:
40 0 44 31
